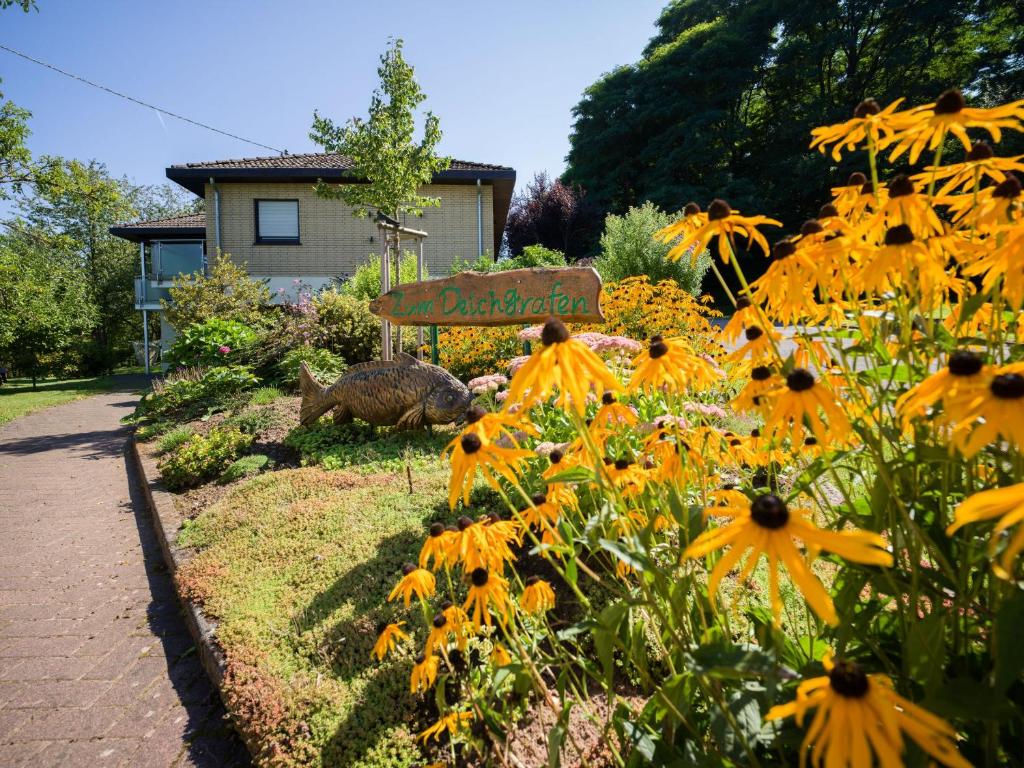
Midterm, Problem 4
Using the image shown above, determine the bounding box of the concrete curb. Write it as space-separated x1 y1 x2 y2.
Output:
128 436 257 761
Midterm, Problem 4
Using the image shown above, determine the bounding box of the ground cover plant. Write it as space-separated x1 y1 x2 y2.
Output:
372 90 1024 767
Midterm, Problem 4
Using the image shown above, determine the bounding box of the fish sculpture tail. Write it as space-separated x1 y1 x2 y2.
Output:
298 363 332 426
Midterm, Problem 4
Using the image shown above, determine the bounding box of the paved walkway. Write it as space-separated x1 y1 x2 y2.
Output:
0 380 248 767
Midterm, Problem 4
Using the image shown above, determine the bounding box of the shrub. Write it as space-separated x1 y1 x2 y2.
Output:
594 201 711 292
163 253 270 331
313 290 381 364
506 244 567 269
154 425 195 455
164 318 259 369
249 386 282 405
223 407 283 437
274 346 345 391
342 251 425 300
217 454 270 484
133 365 259 425
158 426 253 490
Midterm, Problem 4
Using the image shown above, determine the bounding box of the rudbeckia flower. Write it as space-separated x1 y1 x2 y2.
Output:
731 366 782 414
654 201 709 263
371 621 409 661
454 515 518 572
425 611 454 655
683 492 892 626
725 325 780 364
593 392 638 429
867 174 943 240
766 651 971 768
443 425 534 510
505 318 621 415
948 483 1024 579
951 361 1024 456
751 237 828 325
896 350 990 428
718 295 760 345
762 368 851 446
463 567 513 628
419 521 458 571
661 198 780 264
520 576 556 614
419 710 473 743
629 335 722 393
884 88 1024 164
519 492 561 530
810 97 908 160
410 653 440 693
830 172 879 220
387 563 436 608
963 224 1024 307
603 456 648 497
913 141 1024 197
949 172 1022 229
491 643 513 666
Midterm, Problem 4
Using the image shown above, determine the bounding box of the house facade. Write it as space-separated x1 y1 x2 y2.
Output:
110 152 515 366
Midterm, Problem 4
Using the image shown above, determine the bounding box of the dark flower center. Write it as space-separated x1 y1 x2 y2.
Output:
854 98 881 118
376 620 388 635
848 172 867 186
432 613 447 628
829 658 870 698
749 494 789 529
525 575 540 587
773 239 797 259
470 567 489 587
683 201 701 216
549 449 563 465
948 350 983 376
993 173 1021 199
746 326 764 341
603 457 614 465
818 203 839 219
860 181 875 195
804 436 818 446
614 458 632 470
440 599 454 611
736 296 752 310
884 224 915 246
729 438 742 446
888 174 915 198
415 653 426 665
402 562 416 575
602 392 616 405
541 317 570 345
464 404 486 424
991 373 1024 399
460 432 482 454
429 522 445 537
787 368 815 392
650 341 669 359
751 365 772 381
801 219 824 236
457 516 474 530
708 199 731 220
968 142 994 161
650 334 664 343
750 428 761 437
933 89 965 115
531 493 547 506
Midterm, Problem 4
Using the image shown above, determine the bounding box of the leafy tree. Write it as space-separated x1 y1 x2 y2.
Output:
0 88 58 198
309 38 450 222
163 253 270 331
504 172 601 259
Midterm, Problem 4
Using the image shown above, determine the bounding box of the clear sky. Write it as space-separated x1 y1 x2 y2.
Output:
1 0 666 209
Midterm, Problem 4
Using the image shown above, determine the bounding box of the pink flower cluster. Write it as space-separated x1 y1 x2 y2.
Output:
682 402 728 420
467 373 508 395
218 345 231 355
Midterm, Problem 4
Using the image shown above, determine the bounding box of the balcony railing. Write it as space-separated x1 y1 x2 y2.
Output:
152 241 204 284
134 278 171 310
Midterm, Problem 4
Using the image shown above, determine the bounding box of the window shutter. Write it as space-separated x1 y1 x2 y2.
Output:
257 200 299 240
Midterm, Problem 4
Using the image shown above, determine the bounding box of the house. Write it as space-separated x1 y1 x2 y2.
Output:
110 152 516 367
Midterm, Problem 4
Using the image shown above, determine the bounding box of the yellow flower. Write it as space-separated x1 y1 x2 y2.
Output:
683 492 891 626
387 564 436 608
867 174 943 240
371 621 409 662
419 710 473 743
948 482 1024 579
660 198 779 264
593 391 638 429
730 365 783 414
883 88 1024 164
603 456 648 497
443 424 534 510
454 515 519 572
505 318 621 415
810 97 908 160
950 361 1024 457
913 142 1024 197
425 610 456 655
519 492 561 531
419 522 458 571
724 324 780 364
762 368 851 447
463 567 513 629
751 237 829 325
520 576 556 614
654 201 709 263
629 335 721 393
491 642 512 666
410 653 440 693
896 350 990 429
944 173 1022 230
766 652 970 768
718 295 759 346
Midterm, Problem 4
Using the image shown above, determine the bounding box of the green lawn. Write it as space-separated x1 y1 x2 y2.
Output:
0 376 118 426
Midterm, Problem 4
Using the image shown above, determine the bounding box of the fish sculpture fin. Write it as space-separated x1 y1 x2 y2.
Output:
396 404 426 431
298 362 332 426
343 353 421 377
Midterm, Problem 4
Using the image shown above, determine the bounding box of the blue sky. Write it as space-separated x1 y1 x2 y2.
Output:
1 0 665 208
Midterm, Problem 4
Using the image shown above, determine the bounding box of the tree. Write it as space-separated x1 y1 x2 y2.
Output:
0 88 58 198
309 38 450 222
504 172 601 260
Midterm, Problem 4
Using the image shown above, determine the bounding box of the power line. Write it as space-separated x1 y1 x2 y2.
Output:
0 43 284 154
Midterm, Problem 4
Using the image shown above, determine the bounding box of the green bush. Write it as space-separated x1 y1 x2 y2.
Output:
133 365 259 425
223 406 282 437
217 453 270 484
276 346 346 391
594 202 710 293
313 290 381 364
342 251 425 300
163 253 270 331
154 425 195 455
449 246 565 275
249 386 282 405
164 318 259 369
158 426 254 490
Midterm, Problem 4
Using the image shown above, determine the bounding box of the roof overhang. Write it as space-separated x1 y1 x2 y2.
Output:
108 224 206 243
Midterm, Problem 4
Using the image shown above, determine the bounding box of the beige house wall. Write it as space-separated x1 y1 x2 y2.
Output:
203 182 494 280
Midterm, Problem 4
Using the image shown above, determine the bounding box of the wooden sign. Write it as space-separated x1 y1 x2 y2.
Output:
369 267 605 327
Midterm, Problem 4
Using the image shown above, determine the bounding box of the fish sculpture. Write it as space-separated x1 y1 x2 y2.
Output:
298 353 473 429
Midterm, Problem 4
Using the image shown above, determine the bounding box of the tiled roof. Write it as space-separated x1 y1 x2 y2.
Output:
113 212 206 230
172 152 512 173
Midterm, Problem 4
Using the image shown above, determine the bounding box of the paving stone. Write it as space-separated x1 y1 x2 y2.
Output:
0 386 248 766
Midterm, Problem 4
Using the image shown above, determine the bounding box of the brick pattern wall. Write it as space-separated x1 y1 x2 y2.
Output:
205 182 494 279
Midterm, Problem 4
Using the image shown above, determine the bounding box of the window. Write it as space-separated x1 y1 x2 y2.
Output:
255 199 299 244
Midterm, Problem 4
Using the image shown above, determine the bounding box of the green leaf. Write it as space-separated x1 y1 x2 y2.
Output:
687 642 781 680
925 677 1016 721
619 720 657 761
544 466 595 485
709 688 762 759
995 589 1024 692
598 537 648 572
905 610 945 693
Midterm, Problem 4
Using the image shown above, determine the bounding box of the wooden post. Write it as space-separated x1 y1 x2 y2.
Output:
380 227 391 361
416 239 425 359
